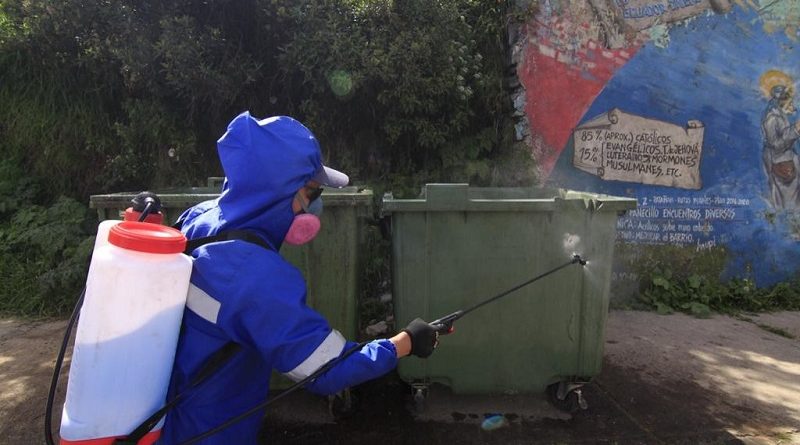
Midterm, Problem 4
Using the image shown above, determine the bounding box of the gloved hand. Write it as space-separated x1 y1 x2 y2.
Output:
402 318 439 358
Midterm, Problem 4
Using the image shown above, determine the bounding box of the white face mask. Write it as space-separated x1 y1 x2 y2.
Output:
284 190 323 245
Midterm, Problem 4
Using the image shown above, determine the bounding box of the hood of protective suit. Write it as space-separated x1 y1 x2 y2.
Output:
178 112 324 250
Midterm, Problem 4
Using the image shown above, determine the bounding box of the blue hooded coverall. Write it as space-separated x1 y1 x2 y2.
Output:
158 113 398 444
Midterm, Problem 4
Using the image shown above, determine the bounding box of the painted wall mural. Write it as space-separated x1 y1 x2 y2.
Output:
512 0 800 297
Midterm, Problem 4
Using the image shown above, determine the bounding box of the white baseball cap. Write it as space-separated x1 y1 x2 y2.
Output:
311 165 349 188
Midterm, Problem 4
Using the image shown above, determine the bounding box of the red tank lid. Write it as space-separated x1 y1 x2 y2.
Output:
108 221 186 254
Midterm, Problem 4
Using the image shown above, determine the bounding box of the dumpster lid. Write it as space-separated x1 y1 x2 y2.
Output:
90 186 373 208
89 187 220 209
381 183 637 213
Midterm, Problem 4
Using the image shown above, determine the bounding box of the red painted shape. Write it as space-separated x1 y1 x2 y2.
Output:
518 29 641 179
60 430 161 445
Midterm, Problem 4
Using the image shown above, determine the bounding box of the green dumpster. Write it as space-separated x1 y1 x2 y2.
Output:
89 186 374 384
382 183 636 405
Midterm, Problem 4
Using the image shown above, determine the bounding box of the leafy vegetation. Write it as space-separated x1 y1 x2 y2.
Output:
617 243 800 317
639 269 800 317
0 0 529 316
0 160 95 316
0 0 525 200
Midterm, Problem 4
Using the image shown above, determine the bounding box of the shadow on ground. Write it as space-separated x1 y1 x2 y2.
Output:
259 359 751 445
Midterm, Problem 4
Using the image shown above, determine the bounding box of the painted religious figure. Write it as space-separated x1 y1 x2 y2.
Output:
760 70 800 210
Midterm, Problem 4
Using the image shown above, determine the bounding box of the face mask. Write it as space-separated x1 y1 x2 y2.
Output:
284 190 323 245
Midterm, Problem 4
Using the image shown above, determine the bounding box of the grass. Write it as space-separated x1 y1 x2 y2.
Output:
736 314 796 339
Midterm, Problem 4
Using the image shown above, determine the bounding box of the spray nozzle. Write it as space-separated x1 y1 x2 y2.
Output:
572 254 587 266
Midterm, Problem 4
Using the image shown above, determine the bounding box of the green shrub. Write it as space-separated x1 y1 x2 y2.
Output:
0 0 533 315
273 0 523 190
0 162 94 316
639 269 800 317
0 0 526 201
0 195 94 316
618 243 800 316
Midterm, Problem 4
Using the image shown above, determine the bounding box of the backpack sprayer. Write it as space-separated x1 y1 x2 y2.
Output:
45 194 183 445
45 192 588 445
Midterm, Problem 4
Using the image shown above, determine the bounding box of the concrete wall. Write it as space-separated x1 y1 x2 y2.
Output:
509 0 800 298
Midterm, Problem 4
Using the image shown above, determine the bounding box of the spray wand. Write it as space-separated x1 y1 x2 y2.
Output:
429 254 588 334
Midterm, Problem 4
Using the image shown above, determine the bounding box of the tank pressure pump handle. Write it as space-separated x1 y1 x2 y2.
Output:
131 191 163 222
131 191 162 213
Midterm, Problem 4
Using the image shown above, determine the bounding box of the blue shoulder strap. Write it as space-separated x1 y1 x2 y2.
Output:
182 229 274 254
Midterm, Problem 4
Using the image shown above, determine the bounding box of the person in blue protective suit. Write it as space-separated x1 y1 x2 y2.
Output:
158 112 439 444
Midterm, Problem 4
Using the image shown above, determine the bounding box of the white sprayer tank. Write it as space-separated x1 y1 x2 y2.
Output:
60 221 192 445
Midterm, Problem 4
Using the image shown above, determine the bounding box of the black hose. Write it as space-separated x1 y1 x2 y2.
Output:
177 341 368 445
137 198 157 222
44 287 84 445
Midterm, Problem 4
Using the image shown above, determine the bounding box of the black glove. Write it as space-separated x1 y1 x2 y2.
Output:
402 318 439 358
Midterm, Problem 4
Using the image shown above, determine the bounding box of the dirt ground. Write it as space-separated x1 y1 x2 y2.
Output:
2 310 798 445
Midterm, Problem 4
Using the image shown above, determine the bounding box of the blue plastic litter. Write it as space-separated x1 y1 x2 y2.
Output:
481 414 507 431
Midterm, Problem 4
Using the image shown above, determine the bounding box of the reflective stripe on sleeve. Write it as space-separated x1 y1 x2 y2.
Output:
186 283 221 324
283 329 347 382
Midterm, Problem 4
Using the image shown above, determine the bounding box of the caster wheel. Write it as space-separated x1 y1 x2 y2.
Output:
409 385 428 414
328 389 358 420
413 388 426 412
546 382 588 413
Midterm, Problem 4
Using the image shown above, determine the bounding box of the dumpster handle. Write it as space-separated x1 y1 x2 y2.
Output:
429 254 587 334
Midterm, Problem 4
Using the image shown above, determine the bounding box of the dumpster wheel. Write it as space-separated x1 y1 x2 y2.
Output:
328 388 358 420
546 381 589 413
